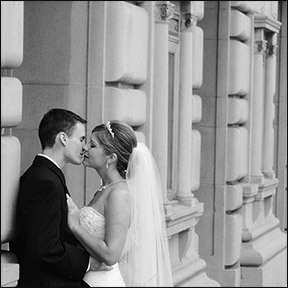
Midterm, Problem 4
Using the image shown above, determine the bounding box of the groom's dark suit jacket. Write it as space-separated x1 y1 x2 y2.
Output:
10 155 90 287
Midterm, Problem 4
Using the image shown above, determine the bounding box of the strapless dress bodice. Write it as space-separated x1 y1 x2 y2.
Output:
79 207 126 287
79 206 105 239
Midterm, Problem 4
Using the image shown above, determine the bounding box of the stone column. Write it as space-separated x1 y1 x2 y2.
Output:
263 36 277 179
250 30 266 184
152 2 174 203
177 12 196 206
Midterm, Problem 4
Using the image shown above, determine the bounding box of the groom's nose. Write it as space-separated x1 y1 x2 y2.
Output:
82 143 88 152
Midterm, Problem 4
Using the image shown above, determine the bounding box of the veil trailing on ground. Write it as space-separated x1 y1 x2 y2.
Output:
119 143 173 287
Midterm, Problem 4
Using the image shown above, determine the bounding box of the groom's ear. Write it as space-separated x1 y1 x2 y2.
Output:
58 132 68 146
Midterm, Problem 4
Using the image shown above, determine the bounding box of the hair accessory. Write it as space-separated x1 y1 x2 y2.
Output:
106 121 114 139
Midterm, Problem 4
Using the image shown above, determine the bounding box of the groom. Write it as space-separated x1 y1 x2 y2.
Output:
11 108 94 287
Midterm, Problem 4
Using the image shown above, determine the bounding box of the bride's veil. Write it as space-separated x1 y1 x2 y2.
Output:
119 143 173 287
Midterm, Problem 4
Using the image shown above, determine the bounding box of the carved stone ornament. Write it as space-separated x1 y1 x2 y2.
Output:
181 12 197 30
254 40 267 53
156 3 175 21
267 44 277 56
260 6 265 15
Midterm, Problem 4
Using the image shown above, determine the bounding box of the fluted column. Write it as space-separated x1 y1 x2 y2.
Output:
177 12 196 206
263 36 277 179
250 31 266 184
152 2 174 203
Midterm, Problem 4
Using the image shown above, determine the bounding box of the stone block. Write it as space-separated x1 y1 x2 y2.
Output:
1 77 22 128
1 136 21 243
229 40 249 96
104 87 146 126
192 26 203 89
230 10 251 41
1 1 23 68
105 1 148 84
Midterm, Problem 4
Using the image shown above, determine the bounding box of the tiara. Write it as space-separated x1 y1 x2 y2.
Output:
106 121 114 138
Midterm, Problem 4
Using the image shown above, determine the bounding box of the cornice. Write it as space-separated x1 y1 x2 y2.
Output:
254 15 282 33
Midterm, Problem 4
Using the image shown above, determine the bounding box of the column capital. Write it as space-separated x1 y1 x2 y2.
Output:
180 12 197 31
155 2 175 22
267 44 278 56
254 40 267 54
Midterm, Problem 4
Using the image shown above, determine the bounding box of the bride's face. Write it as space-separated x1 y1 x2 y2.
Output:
83 133 108 169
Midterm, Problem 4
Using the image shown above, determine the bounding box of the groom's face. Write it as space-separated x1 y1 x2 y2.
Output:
64 122 87 165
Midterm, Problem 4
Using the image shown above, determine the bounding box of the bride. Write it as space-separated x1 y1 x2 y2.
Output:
66 120 173 287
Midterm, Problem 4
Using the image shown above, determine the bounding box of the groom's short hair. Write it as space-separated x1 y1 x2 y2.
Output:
38 108 87 150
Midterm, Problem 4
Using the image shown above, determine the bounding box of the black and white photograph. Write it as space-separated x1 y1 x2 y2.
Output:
1 1 287 287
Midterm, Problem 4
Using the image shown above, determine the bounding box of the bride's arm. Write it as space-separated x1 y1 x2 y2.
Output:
67 188 130 266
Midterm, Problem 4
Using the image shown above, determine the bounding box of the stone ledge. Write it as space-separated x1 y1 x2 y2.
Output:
1 263 19 287
166 202 204 236
240 227 287 266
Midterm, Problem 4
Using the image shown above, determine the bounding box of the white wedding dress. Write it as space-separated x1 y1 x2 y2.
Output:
78 143 174 287
79 206 126 287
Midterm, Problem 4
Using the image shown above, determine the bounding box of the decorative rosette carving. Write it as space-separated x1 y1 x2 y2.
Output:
156 3 174 21
254 40 267 54
181 12 197 31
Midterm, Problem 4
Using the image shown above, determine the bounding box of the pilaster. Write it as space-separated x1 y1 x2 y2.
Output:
177 10 195 204
263 37 277 178
250 33 266 184
240 11 286 286
171 2 219 287
152 1 172 203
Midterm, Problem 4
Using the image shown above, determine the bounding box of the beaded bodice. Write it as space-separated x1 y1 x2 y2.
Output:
79 206 105 239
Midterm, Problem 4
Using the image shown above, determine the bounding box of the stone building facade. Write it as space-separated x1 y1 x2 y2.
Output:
1 1 287 287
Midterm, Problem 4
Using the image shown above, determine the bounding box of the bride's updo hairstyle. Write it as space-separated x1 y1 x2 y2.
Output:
92 120 137 178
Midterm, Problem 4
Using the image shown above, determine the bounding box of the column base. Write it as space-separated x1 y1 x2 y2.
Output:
177 195 198 207
241 227 287 265
242 216 280 241
181 271 220 287
204 264 241 287
263 171 276 179
173 258 220 287
241 247 287 287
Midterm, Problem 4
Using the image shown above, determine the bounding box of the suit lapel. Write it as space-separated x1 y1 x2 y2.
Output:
33 155 70 195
